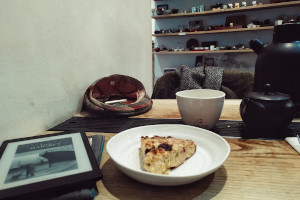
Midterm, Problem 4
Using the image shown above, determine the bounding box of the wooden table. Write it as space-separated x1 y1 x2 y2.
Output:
52 100 300 199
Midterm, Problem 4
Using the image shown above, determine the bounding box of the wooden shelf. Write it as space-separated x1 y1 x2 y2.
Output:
153 49 254 55
153 26 274 37
152 1 300 19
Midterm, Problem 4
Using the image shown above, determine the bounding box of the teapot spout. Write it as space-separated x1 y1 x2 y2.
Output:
250 39 264 54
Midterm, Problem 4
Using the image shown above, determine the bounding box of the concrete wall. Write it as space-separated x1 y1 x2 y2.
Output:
0 0 152 144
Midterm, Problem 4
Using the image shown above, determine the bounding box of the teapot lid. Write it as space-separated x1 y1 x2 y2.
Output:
245 83 290 101
245 91 290 101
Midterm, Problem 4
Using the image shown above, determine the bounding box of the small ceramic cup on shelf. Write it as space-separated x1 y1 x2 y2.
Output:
176 89 225 130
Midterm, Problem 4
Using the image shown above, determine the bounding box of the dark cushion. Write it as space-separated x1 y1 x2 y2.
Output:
152 69 254 99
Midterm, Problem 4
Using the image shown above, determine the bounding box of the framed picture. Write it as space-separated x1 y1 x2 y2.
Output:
0 132 102 200
195 55 204 67
204 58 215 66
157 4 168 10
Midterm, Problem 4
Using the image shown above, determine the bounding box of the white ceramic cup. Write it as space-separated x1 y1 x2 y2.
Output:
275 20 283 26
176 89 225 130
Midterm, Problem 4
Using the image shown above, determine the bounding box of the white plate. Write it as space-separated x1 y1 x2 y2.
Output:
106 124 230 186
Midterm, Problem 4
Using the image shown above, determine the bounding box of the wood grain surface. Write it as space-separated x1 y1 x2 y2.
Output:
132 99 242 121
46 100 300 199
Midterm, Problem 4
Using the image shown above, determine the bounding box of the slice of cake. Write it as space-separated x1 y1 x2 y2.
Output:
140 136 196 174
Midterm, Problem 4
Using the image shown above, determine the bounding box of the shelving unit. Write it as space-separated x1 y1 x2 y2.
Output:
153 26 274 37
152 1 300 19
152 0 300 82
153 49 253 55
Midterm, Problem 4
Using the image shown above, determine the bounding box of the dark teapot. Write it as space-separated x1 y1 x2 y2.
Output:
240 84 300 138
250 23 300 105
